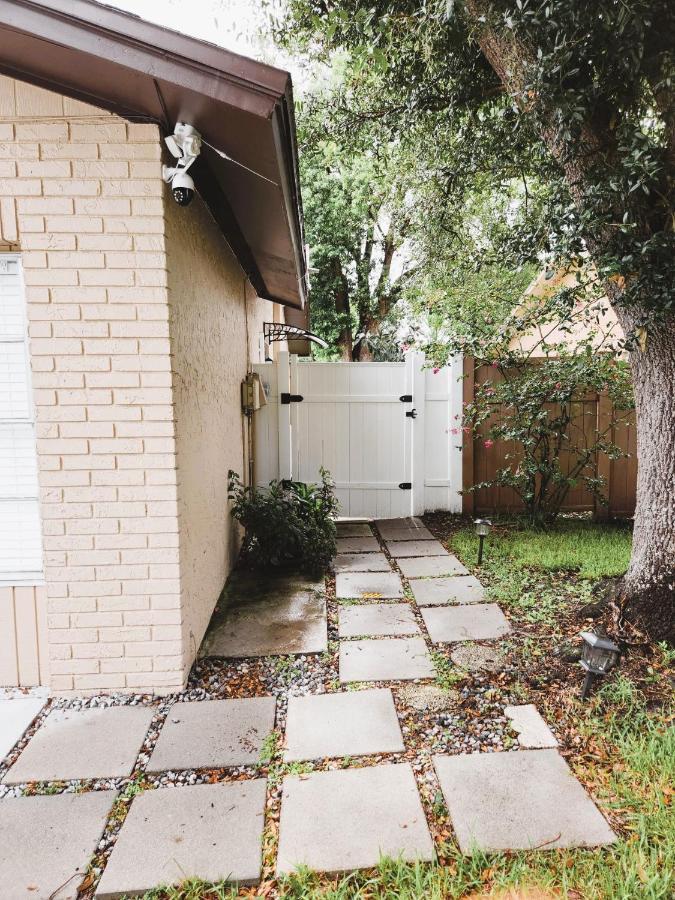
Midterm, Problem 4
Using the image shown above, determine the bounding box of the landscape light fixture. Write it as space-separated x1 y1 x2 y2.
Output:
474 518 492 565
579 631 621 700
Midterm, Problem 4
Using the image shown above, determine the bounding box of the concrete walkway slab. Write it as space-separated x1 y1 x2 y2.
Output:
375 517 423 532
434 749 615 851
377 525 435 541
284 688 404 761
336 522 372 537
388 539 448 558
0 791 116 900
0 696 47 761
147 697 276 773
95 781 267 897
505 705 558 749
201 574 327 658
3 706 153 784
336 572 403 599
340 638 435 682
339 603 420 638
337 537 380 553
276 763 434 874
411 576 485 605
398 556 469 578
333 553 391 573
421 604 511 643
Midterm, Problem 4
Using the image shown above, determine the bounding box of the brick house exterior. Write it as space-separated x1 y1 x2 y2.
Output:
0 3 307 695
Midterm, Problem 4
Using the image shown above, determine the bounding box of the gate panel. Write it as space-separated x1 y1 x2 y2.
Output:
292 360 413 518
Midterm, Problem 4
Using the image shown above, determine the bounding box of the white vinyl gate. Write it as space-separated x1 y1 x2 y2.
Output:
253 352 463 518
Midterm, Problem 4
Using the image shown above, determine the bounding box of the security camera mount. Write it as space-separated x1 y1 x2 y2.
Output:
162 122 201 194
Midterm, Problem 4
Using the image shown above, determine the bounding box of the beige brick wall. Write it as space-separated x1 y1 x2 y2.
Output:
0 75 276 694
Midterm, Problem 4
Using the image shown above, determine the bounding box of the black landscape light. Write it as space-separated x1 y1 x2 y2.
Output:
579 631 621 699
474 518 492 565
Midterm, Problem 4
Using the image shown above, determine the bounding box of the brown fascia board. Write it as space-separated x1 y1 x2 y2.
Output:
0 0 308 309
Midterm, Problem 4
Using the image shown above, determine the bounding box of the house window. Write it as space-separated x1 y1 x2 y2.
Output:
0 254 43 582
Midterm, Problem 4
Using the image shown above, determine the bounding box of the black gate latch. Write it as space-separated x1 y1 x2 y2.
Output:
406 409 417 419
399 394 413 402
280 393 304 404
398 482 412 490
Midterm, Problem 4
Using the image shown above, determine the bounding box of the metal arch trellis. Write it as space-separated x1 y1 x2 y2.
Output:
263 322 328 349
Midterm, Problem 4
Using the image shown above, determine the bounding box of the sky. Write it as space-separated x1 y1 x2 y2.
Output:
98 0 297 73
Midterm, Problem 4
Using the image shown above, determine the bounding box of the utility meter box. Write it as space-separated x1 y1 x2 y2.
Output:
241 372 267 412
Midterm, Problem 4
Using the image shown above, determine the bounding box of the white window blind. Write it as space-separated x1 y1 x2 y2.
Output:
0 255 43 581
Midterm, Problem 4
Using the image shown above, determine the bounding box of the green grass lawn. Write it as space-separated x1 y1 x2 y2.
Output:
452 519 633 580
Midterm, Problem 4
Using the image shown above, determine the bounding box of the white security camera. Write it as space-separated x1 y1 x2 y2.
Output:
162 123 202 207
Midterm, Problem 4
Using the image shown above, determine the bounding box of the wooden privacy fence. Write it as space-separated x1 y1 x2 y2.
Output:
461 358 637 519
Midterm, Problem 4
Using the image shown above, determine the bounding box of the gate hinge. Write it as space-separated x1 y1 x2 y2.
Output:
280 392 304 404
399 394 413 402
406 409 417 419
398 482 412 490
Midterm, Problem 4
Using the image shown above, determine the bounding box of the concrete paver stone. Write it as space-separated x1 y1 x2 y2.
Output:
95 781 267 897
505 704 558 749
3 706 154 784
411 576 485 606
397 556 469 578
0 696 47 761
388 539 448 558
377 525 435 541
375 517 423 530
0 791 116 900
284 688 404 761
339 603 420 638
340 638 435 682
147 697 276 772
336 522 373 537
336 572 403 599
337 537 380 553
434 749 616 851
421 604 511 643
276 763 434 874
333 553 391 573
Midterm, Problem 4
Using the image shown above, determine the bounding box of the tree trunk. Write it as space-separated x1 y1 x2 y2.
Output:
619 313 675 641
331 257 352 361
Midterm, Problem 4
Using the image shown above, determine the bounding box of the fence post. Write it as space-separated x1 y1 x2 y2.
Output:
595 390 613 521
411 351 426 516
462 356 474 516
277 351 292 480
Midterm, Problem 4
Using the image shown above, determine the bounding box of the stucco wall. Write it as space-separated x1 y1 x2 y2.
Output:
164 185 273 674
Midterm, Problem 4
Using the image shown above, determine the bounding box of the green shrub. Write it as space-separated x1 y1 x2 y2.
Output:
227 468 338 576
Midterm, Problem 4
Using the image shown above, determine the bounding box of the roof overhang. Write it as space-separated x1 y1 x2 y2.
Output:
0 0 308 309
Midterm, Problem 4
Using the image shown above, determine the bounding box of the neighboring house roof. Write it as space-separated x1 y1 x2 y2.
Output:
509 265 624 357
0 0 308 310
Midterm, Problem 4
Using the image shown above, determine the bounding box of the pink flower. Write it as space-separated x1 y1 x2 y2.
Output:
401 343 410 352
484 439 494 449
432 367 440 374
555 381 562 389
491 360 499 368
462 426 471 434
450 427 459 435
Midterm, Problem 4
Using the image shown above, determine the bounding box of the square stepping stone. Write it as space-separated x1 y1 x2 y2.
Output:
147 697 276 773
95 781 267 897
336 572 403 599
339 603 420 638
505 704 558 749
333 552 391 573
411 576 485 606
398 555 469 578
388 539 448 557
284 688 404 761
337 536 380 553
377 524 435 541
0 695 47 761
336 522 372 537
276 763 434 874
3 706 154 784
201 572 327 658
340 638 435 682
375 517 423 532
421 604 511 643
0 791 116 899
434 749 616 851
